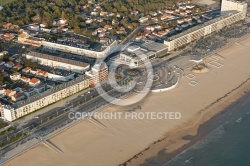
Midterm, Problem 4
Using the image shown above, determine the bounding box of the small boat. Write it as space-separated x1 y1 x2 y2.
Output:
236 118 242 122
185 157 194 163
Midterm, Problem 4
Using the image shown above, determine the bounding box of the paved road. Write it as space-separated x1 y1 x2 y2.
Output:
0 82 131 155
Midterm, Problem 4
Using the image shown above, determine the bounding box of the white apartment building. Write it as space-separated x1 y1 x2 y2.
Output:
24 51 90 74
18 34 118 58
164 0 247 51
48 72 75 82
86 63 108 85
2 76 89 121
221 0 247 17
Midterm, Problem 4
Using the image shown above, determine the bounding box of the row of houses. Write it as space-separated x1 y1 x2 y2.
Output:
0 62 108 121
0 33 15 41
0 82 47 102
138 2 196 23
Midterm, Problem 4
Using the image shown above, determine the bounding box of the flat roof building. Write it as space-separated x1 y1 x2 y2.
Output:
86 62 108 85
164 0 247 51
2 76 90 121
112 45 156 68
24 51 90 74
18 34 118 59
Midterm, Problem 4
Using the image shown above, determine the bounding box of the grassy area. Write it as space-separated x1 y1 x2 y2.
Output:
0 126 16 137
0 132 27 148
159 53 171 58
0 120 8 129
2 0 15 6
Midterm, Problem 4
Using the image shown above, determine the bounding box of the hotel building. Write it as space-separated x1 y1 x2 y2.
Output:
164 0 247 51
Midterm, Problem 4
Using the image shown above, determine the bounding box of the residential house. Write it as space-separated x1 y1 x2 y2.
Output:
104 25 112 31
29 78 40 87
149 11 158 17
31 15 41 22
11 92 25 102
146 26 155 31
154 25 162 30
92 31 98 36
180 11 187 16
166 9 174 14
91 11 98 16
186 4 195 9
30 69 37 75
2 33 15 41
2 23 12 30
22 67 31 73
99 38 109 44
5 89 16 97
4 62 14 68
20 76 30 83
179 5 187 10
34 84 46 93
27 24 40 31
0 88 5 95
161 14 173 20
151 17 159 22
100 11 107 17
135 35 143 41
37 70 48 78
98 32 106 37
116 13 121 18
57 18 67 25
39 22 48 28
10 73 21 81
22 87 37 97
13 64 23 71
177 19 185 24
139 17 149 23
0 60 5 65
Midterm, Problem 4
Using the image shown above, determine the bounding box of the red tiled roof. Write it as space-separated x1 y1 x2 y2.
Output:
30 78 40 84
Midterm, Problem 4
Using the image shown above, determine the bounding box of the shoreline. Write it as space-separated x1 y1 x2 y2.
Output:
122 77 250 166
3 32 250 166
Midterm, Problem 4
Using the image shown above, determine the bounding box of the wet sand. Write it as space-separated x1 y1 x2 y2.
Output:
3 37 250 166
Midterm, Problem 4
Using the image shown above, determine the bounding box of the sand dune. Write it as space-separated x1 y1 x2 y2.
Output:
3 37 250 166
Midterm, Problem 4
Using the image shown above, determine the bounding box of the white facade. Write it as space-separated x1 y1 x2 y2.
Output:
2 106 13 122
48 73 75 82
18 36 118 58
221 0 247 17
42 40 117 58
10 73 21 81
2 77 89 121
113 49 156 68
164 12 245 51
24 52 90 74
164 0 247 51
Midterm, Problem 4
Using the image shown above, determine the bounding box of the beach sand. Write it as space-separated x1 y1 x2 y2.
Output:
3 37 250 166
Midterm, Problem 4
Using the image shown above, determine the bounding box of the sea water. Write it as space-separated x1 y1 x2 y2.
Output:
164 94 250 166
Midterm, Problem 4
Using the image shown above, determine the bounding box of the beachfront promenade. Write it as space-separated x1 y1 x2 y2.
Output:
2 29 250 166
